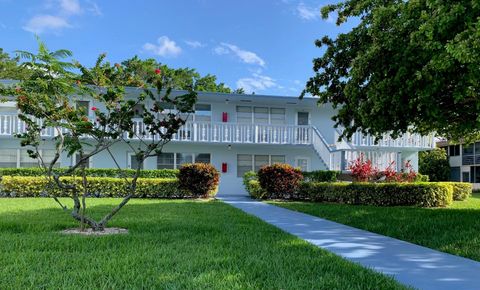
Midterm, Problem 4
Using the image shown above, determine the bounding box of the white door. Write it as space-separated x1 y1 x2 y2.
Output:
296 112 310 143
295 157 310 172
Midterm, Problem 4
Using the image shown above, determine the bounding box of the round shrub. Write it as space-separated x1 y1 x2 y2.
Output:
178 163 219 198
257 163 303 198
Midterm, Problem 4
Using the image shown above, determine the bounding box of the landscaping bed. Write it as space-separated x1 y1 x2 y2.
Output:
0 198 407 289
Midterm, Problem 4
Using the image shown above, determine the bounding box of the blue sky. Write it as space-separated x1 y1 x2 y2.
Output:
0 0 354 95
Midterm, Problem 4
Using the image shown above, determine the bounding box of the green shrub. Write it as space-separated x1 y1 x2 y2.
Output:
415 173 430 182
0 167 179 178
258 164 303 198
243 171 266 199
0 176 195 198
294 182 453 207
178 163 219 198
303 170 340 182
419 148 450 181
439 182 472 201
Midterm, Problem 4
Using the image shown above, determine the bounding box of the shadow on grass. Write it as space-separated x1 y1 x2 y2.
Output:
0 199 406 289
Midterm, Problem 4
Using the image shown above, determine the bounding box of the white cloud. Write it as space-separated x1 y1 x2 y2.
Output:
23 0 101 34
143 36 182 57
23 15 71 34
236 74 278 93
296 2 318 20
59 0 81 15
214 43 265 67
185 40 205 48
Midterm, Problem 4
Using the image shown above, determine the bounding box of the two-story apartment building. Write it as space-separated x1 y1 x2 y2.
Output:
437 140 480 189
0 83 435 194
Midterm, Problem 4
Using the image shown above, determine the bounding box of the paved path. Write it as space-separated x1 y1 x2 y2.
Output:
219 195 480 290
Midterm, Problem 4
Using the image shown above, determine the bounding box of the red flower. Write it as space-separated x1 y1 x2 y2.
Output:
91 106 98 111
155 68 161 75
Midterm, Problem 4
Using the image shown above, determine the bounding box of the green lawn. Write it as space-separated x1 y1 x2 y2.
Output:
272 192 480 262
0 198 407 289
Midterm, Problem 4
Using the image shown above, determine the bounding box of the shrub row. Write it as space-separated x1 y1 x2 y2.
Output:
297 182 453 207
303 170 340 182
440 182 472 201
0 167 179 179
0 176 217 198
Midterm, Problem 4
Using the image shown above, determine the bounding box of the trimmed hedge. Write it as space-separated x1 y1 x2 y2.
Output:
0 176 217 198
439 182 472 201
0 168 179 179
247 179 453 207
303 170 340 182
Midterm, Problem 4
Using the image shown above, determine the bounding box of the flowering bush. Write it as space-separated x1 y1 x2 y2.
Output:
383 160 417 182
257 163 303 198
348 153 379 182
178 163 219 198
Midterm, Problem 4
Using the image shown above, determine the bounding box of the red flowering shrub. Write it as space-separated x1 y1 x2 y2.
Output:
257 163 303 198
178 163 219 198
382 160 418 182
348 153 379 182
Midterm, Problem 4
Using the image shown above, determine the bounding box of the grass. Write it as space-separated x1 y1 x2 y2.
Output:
271 192 480 262
0 198 407 289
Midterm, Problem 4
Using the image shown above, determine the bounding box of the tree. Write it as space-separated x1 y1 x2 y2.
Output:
1 40 196 231
419 148 450 181
84 55 240 94
0 48 31 79
303 0 480 142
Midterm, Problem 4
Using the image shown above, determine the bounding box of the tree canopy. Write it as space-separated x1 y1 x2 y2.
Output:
0 48 31 80
303 0 480 142
0 50 244 94
419 148 451 181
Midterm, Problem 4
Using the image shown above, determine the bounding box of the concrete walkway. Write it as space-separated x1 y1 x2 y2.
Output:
219 195 480 290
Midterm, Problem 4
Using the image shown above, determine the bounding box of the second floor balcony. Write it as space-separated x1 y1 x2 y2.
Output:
0 113 435 149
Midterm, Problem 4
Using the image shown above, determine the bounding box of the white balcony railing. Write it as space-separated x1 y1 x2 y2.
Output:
0 114 314 146
0 114 434 150
334 129 435 149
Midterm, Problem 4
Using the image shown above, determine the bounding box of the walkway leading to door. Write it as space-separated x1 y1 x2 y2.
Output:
219 195 480 290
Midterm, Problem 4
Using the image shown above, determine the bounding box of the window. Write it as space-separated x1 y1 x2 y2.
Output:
236 106 286 124
0 149 17 168
237 154 286 177
270 108 286 124
237 154 253 177
128 153 144 170
236 106 252 123
295 158 309 172
42 150 60 168
450 167 460 182
157 153 211 169
195 153 211 164
194 104 211 122
76 101 89 116
176 153 193 167
254 155 269 172
74 153 90 168
133 104 144 118
157 153 175 169
297 112 309 125
253 107 269 124
271 155 286 164
20 150 38 168
463 144 474 155
448 145 460 156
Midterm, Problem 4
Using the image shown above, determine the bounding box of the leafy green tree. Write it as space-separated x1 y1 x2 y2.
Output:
303 0 480 142
0 48 31 79
83 55 239 93
419 148 451 181
1 41 196 231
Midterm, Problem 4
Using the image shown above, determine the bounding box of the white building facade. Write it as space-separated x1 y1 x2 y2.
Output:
438 142 480 189
0 87 435 194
